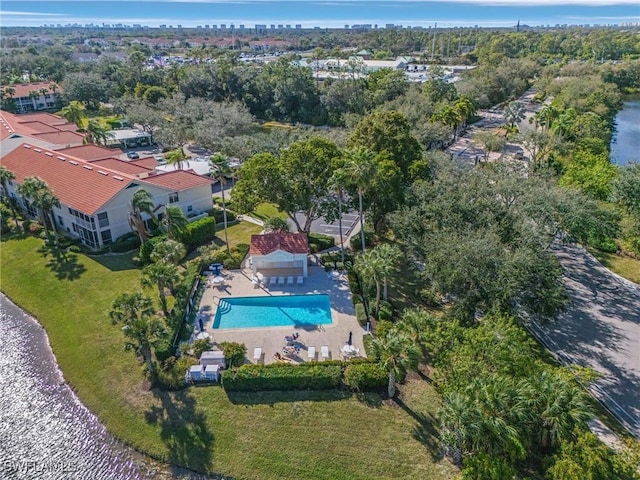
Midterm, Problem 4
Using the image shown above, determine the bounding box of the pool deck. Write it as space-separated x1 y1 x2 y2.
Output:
196 266 367 364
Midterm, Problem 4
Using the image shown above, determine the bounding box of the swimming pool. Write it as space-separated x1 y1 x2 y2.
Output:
212 294 333 329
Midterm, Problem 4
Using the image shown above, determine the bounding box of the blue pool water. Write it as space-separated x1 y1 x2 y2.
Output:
213 294 333 329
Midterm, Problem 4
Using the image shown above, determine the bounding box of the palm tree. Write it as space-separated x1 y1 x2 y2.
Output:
328 168 348 265
453 96 476 135
523 371 593 452
0 166 20 232
141 262 180 316
369 330 419 398
162 205 188 241
109 292 166 376
355 248 383 314
374 243 402 301
3 86 15 99
436 105 463 140
210 153 233 255
503 101 526 129
395 309 433 358
84 119 114 146
339 147 377 252
17 176 60 243
60 101 86 129
28 90 39 110
150 238 186 265
128 189 156 243
165 148 188 170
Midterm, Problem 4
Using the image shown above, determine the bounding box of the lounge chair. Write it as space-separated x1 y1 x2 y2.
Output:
308 346 316 360
253 347 263 363
287 275 294 286
270 276 277 287
321 345 330 360
278 276 285 285
296 276 304 286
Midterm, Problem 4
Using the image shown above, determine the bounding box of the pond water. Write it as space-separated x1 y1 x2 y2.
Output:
611 99 640 166
0 294 216 480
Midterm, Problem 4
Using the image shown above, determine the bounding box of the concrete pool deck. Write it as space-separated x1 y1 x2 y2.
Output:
195 265 367 364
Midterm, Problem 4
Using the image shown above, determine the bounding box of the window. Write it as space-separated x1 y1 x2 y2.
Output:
187 205 193 212
57 215 64 226
97 212 109 228
169 192 179 204
100 229 113 245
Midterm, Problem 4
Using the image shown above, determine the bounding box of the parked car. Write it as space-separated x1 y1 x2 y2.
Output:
126 151 140 159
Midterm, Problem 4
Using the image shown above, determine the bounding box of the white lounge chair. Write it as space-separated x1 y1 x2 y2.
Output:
278 276 285 285
321 345 330 360
308 346 316 360
287 275 294 286
296 276 304 286
253 347 263 363
270 276 277 287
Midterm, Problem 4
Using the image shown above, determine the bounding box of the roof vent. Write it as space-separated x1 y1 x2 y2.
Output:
45 152 53 157
83 165 93 170
24 145 31 149
34 149 42 153
97 170 108 176
57 156 66 161
113 175 124 181
69 161 78 165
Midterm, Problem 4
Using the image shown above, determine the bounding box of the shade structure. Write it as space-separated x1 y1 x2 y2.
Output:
212 276 225 284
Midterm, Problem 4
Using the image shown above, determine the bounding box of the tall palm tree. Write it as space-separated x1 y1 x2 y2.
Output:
60 101 86 129
162 205 188 241
339 147 377 252
128 189 156 243
395 309 433 358
453 96 476 135
328 168 349 265
109 292 166 376
0 166 20 232
355 248 383 314
369 330 419 398
17 176 59 243
210 153 233 255
141 262 180 317
436 105 463 140
374 243 402 301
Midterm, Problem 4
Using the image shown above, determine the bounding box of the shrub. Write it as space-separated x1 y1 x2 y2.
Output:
378 301 394 322
193 338 212 359
154 337 175 363
343 363 387 391
419 287 442 308
350 231 374 251
374 319 394 339
219 341 247 368
68 245 82 253
355 303 368 326
209 209 237 224
111 232 142 253
27 221 43 235
138 235 166 265
156 356 197 390
589 235 618 254
347 269 361 298
308 232 335 252
184 217 217 249
222 363 343 391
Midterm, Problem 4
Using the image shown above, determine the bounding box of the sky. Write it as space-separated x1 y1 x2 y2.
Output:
1 0 639 29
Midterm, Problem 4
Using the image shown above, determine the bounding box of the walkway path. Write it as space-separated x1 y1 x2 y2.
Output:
527 243 640 438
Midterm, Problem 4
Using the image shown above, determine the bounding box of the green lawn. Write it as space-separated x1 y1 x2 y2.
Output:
0 230 456 480
589 248 640 284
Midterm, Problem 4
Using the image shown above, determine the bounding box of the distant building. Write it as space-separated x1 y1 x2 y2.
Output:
2 82 63 114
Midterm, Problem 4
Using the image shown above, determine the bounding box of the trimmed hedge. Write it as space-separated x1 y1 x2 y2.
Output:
308 232 335 253
222 362 343 391
209 209 237 224
343 363 387 391
355 303 367 326
184 216 217 249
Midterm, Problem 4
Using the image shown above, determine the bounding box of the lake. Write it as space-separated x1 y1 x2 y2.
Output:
611 99 640 166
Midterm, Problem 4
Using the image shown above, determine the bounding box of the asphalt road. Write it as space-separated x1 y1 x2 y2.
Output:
528 243 640 438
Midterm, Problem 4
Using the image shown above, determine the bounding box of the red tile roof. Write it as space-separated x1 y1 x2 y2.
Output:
91 158 152 175
30 131 85 146
0 111 83 146
3 82 61 99
131 156 160 169
57 144 118 161
141 170 212 191
250 232 310 256
1 144 133 215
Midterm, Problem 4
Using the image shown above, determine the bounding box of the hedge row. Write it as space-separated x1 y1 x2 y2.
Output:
209 209 237 224
221 359 386 392
222 363 342 391
308 232 335 253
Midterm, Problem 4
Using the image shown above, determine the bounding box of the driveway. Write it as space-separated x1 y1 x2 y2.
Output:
528 243 640 438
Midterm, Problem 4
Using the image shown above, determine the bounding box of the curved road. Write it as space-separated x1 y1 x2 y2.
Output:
528 243 640 438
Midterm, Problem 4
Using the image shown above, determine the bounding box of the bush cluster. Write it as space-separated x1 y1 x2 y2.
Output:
156 356 197 390
209 209 237 224
354 303 368 326
308 232 335 253
183 217 217 249
350 231 374 251
137 235 167 264
222 362 343 391
111 232 142 253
